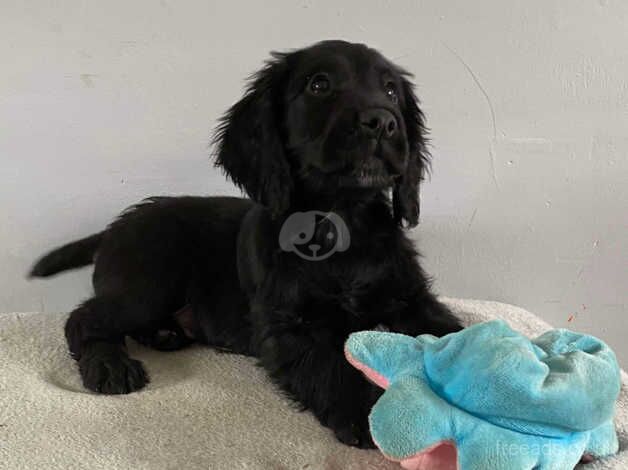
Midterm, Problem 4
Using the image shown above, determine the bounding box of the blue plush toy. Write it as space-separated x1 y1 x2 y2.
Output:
345 320 620 470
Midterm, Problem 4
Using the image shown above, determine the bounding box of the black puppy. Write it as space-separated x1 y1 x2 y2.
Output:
31 40 462 448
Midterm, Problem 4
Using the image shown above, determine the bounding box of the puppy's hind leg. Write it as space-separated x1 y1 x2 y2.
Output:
65 295 155 394
130 305 198 352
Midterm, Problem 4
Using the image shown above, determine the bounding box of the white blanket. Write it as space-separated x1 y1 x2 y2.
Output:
1 299 626 469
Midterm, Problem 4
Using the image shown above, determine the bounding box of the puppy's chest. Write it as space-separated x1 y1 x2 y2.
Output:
290 261 404 329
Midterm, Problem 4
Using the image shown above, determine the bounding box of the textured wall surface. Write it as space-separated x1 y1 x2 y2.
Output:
1 1 626 362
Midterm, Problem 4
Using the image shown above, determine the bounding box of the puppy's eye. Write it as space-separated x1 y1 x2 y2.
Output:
308 74 331 95
385 82 398 104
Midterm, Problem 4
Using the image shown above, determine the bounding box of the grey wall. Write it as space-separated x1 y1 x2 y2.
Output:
1 1 626 363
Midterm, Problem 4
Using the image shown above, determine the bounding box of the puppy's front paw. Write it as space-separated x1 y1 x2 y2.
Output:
78 343 149 394
328 414 375 449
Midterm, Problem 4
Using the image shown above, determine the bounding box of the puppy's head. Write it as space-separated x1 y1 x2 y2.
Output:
214 40 429 227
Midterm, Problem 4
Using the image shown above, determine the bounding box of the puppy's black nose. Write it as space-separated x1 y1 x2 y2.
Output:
359 108 398 139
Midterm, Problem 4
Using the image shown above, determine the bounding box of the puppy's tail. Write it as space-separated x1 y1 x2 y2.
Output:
29 232 103 278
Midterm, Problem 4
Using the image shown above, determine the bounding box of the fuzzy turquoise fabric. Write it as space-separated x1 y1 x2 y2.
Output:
345 320 621 470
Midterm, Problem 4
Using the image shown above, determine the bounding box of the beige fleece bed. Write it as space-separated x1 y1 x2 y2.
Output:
1 298 626 470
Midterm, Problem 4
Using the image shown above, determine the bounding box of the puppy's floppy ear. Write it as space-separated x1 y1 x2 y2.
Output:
213 53 292 216
393 74 430 228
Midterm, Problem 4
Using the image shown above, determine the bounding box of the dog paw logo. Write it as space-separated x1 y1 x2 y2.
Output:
279 211 350 261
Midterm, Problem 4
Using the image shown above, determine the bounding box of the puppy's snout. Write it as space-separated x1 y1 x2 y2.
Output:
359 108 397 139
